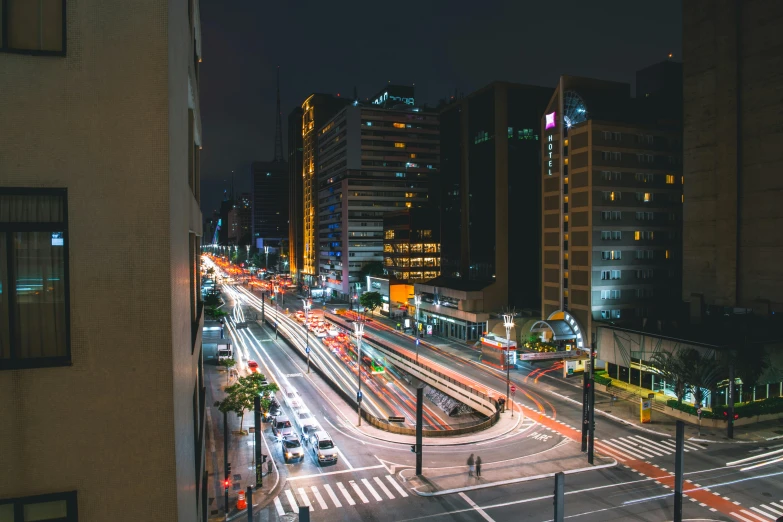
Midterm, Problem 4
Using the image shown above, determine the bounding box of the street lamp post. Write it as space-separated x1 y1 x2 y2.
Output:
353 320 365 427
303 298 312 374
502 313 515 418
414 294 422 362
273 284 280 339
319 274 326 305
264 245 270 272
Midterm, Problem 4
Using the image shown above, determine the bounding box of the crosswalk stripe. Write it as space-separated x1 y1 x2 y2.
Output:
742 509 772 522
760 504 783 516
623 437 667 456
311 486 328 510
323 484 342 508
297 488 313 510
627 436 673 454
594 441 630 461
362 478 384 502
374 476 395 499
386 475 409 497
350 480 370 503
770 502 783 511
732 512 758 522
658 439 690 452
607 438 656 459
336 482 356 506
273 497 285 517
285 490 298 511
751 507 777 520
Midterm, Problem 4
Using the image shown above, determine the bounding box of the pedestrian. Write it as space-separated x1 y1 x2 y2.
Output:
467 454 475 477
267 458 273 476
475 456 482 478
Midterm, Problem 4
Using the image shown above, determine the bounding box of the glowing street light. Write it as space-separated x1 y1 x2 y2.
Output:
414 294 422 362
502 313 515 418
353 319 365 427
302 298 312 374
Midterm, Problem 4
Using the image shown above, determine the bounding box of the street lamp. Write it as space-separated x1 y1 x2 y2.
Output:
353 319 365 427
303 298 312 374
319 274 326 305
414 294 422 362
502 313 515 418
264 245 270 272
273 284 280 339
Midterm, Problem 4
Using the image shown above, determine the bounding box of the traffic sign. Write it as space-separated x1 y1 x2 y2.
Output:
511 385 516 396
357 391 363 402
388 416 405 423
305 347 311 354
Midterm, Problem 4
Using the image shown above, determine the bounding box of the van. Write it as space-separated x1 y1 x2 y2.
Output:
311 430 338 465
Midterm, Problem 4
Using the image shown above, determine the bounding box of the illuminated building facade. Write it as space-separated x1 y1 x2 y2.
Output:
288 107 304 280
300 94 351 285
383 208 441 282
541 65 683 343
317 97 440 298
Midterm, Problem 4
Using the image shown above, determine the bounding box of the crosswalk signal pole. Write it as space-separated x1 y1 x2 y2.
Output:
553 472 565 522
416 386 423 476
674 420 684 522
587 350 596 464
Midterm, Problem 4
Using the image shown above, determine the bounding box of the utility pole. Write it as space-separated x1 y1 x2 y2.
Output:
581 366 589 452
674 420 684 522
354 320 365 426
502 313 514 416
416 386 424 476
727 364 735 439
223 410 229 515
254 396 263 487
553 472 565 522
246 486 253 522
587 349 596 464
303 299 312 373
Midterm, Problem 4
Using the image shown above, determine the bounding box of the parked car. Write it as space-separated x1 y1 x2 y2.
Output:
284 387 303 410
282 434 305 463
247 361 260 374
272 415 293 439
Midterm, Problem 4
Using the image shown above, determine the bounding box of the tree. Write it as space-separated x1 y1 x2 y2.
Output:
204 292 221 308
219 358 237 386
214 372 279 434
650 350 688 406
681 349 720 408
729 342 769 402
359 291 383 317
206 306 228 319
206 267 215 277
358 261 385 279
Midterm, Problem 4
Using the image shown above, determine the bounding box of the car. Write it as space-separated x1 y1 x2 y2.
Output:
283 387 303 410
295 410 319 438
282 434 305 463
247 361 260 374
311 430 338 465
301 424 319 444
272 415 293 439
264 398 282 420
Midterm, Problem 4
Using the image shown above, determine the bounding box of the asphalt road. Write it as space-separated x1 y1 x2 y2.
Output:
206 268 783 522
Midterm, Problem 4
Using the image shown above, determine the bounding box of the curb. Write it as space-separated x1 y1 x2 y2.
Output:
408 459 617 497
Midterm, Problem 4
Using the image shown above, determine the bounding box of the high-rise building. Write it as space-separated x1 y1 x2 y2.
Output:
317 88 440 298
383 208 441 283
540 67 683 344
252 161 288 249
288 107 304 281
682 0 783 318
227 192 252 245
300 94 352 286
438 82 553 310
0 0 207 520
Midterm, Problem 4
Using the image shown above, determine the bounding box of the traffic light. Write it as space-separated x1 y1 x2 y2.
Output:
261 454 268 463
410 444 416 453
226 462 231 477
223 478 230 491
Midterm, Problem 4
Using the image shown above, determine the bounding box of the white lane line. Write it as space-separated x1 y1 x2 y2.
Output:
607 438 655 459
273 497 285 516
770 502 783 511
311 486 328 510
336 482 356 506
284 490 298 511
386 475 409 497
749 506 777 520
732 513 758 522
297 488 313 510
741 509 770 522
623 437 667 457
323 484 342 508
362 478 384 502
760 504 783 517
459 492 496 522
627 436 671 456
337 447 354 469
374 476 395 499
658 439 691 452
286 464 384 481
350 480 370 503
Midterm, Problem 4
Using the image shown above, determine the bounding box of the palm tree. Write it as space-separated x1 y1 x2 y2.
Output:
650 350 688 405
681 349 720 408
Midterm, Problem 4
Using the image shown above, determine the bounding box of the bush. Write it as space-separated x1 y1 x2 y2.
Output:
667 396 783 419
594 374 612 386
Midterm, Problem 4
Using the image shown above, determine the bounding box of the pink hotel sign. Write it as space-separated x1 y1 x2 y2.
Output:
545 112 556 175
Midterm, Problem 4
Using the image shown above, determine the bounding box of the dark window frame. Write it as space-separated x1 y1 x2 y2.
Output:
0 187 71 371
0 490 78 521
0 0 67 56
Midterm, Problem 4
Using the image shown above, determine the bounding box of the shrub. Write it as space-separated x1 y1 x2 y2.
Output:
667 396 783 419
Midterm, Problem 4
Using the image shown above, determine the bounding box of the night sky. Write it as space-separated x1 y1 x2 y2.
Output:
199 0 682 217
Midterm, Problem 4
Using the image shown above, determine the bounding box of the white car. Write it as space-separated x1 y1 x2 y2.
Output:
284 387 303 410
311 430 338 465
282 434 305 463
295 410 319 438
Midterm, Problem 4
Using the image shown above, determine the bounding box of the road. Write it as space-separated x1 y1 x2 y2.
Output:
203 261 783 522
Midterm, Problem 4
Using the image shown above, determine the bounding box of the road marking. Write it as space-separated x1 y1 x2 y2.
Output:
336 482 356 506
349 480 370 503
732 513 757 522
606 438 655 459
386 475 409 497
297 488 312 509
362 478 384 501
273 497 285 516
759 504 783 516
286 464 384 481
770 502 783 511
459 492 496 522
284 490 297 510
742 509 772 522
374 476 395 499
626 436 670 456
323 484 342 508
311 486 328 510
337 447 354 469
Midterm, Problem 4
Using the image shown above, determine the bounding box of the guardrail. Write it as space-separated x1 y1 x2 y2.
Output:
260 305 499 437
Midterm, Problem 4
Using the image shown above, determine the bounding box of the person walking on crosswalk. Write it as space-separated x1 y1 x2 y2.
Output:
467 454 475 477
475 456 482 478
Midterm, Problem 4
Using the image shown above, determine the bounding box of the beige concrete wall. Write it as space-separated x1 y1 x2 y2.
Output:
0 0 203 520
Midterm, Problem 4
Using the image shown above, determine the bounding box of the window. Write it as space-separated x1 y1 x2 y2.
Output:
637 288 654 298
636 269 654 279
665 174 675 184
611 270 621 280
601 270 610 280
636 192 653 202
600 309 621 320
1 0 66 55
601 231 610 240
601 250 621 260
601 211 622 221
636 211 654 221
393 123 406 129
647 135 655 145
0 491 78 521
602 191 621 201
601 290 621 300
600 171 622 181
394 142 405 148
612 231 621 240
635 250 654 260
611 309 621 319
665 249 671 259
602 269 621 280
635 173 655 183
1 189 70 370
601 151 621 161
634 231 653 240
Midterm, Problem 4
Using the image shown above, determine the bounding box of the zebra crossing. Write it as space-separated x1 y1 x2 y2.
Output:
731 499 783 522
273 474 409 515
599 435 707 460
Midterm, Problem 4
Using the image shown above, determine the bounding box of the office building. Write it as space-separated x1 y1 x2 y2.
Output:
288 106 304 281
300 94 352 286
383 208 441 283
0 0 207 520
251 160 288 249
317 87 440 298
682 0 783 318
227 192 252 245
540 67 683 345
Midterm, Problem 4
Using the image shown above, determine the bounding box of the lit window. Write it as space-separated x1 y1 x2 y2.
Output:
393 123 405 128
564 177 569 184
665 250 670 259
410 153 416 159
634 231 640 240
666 174 675 184
394 142 405 148
405 202 412 208
564 158 569 165
681 194 684 203
564 196 569 203
564 139 569 147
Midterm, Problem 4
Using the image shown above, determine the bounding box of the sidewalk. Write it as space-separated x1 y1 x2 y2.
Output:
402 444 615 496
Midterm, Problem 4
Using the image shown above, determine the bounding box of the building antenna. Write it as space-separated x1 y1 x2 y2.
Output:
274 65 284 162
